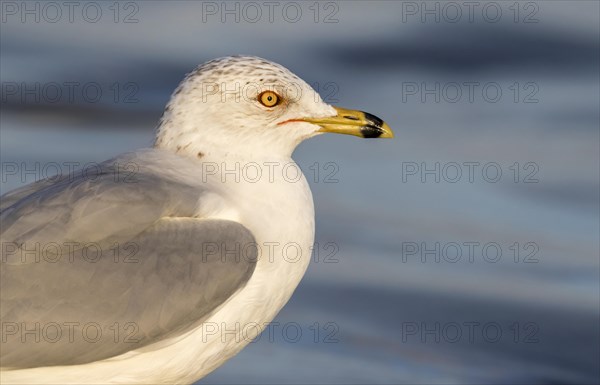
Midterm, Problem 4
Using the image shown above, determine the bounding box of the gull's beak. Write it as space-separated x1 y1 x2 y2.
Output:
301 106 394 139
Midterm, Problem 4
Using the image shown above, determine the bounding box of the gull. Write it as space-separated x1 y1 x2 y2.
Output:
0 55 393 384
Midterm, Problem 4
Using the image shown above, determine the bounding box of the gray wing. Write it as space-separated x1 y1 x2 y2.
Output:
0 150 258 369
0 178 65 212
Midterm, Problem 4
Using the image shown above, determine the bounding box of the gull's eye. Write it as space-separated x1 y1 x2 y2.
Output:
258 91 280 107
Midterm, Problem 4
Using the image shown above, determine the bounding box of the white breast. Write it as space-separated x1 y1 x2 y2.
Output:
182 157 316 382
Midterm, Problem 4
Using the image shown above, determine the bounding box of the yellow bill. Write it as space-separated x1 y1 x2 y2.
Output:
301 106 394 139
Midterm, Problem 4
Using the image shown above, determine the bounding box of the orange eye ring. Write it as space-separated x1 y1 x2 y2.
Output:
258 91 280 107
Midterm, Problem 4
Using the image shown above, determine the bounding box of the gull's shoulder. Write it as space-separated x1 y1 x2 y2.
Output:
0 148 204 212
0 148 209 246
105 148 204 183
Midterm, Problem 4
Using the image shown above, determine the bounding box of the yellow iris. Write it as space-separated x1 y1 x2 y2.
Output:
258 91 280 107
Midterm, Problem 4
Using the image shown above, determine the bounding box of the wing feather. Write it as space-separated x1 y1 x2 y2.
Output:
0 150 257 369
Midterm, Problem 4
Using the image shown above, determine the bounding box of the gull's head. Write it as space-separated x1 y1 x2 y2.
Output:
155 56 393 159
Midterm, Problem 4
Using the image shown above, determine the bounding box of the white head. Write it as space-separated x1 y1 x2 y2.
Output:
155 56 392 160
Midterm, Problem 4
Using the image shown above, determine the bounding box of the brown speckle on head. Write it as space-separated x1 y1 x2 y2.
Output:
155 55 326 156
